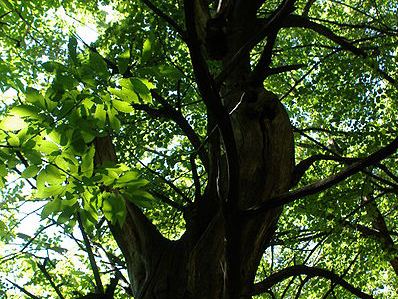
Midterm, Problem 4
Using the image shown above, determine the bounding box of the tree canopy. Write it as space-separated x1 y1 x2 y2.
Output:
0 0 397 298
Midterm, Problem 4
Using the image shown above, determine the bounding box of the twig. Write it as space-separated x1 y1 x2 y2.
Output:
5 278 40 299
77 213 104 294
37 259 65 299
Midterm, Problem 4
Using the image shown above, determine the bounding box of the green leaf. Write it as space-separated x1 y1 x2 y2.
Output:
156 65 182 80
117 171 139 184
89 52 109 76
130 78 150 94
0 220 8 237
107 108 121 131
117 49 130 74
7 133 19 147
42 61 66 73
130 78 153 103
94 104 107 128
38 140 59 154
57 205 77 224
124 189 154 208
21 165 40 178
102 193 126 226
71 130 86 154
8 105 42 120
142 38 152 62
0 115 27 131
112 99 134 113
24 150 42 165
68 36 78 63
108 86 139 103
25 87 46 109
0 0 13 10
36 165 66 199
41 198 63 219
81 146 95 177
0 164 7 177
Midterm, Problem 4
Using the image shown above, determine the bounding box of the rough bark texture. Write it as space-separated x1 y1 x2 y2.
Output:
94 2 295 298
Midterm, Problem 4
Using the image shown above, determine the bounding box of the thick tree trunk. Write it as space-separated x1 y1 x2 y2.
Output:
110 94 293 299
94 2 295 297
107 90 294 299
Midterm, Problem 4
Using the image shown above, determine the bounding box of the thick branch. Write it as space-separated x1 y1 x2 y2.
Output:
93 136 168 293
250 0 297 83
292 154 359 187
190 154 202 200
251 30 278 84
217 0 296 85
252 265 374 299
302 0 315 17
184 1 241 296
244 136 398 216
183 0 240 205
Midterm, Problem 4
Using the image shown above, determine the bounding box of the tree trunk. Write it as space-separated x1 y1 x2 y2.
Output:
95 2 295 297
108 88 294 299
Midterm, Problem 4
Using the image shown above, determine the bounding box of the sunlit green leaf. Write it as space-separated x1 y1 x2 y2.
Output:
0 115 27 131
21 165 40 178
81 146 95 177
112 99 134 113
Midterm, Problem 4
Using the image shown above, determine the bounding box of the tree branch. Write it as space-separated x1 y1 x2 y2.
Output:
37 259 65 299
183 2 242 296
150 90 209 170
251 265 374 299
151 189 185 211
132 99 208 169
131 151 191 203
82 46 208 167
264 64 306 76
244 136 398 216
302 0 316 17
217 0 297 86
190 154 202 201
251 30 278 84
140 0 187 41
282 14 365 56
93 136 168 294
281 15 397 87
250 0 297 84
5 278 40 299
77 212 104 294
291 154 359 187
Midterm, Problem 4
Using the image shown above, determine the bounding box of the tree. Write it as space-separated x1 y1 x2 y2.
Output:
0 0 397 298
